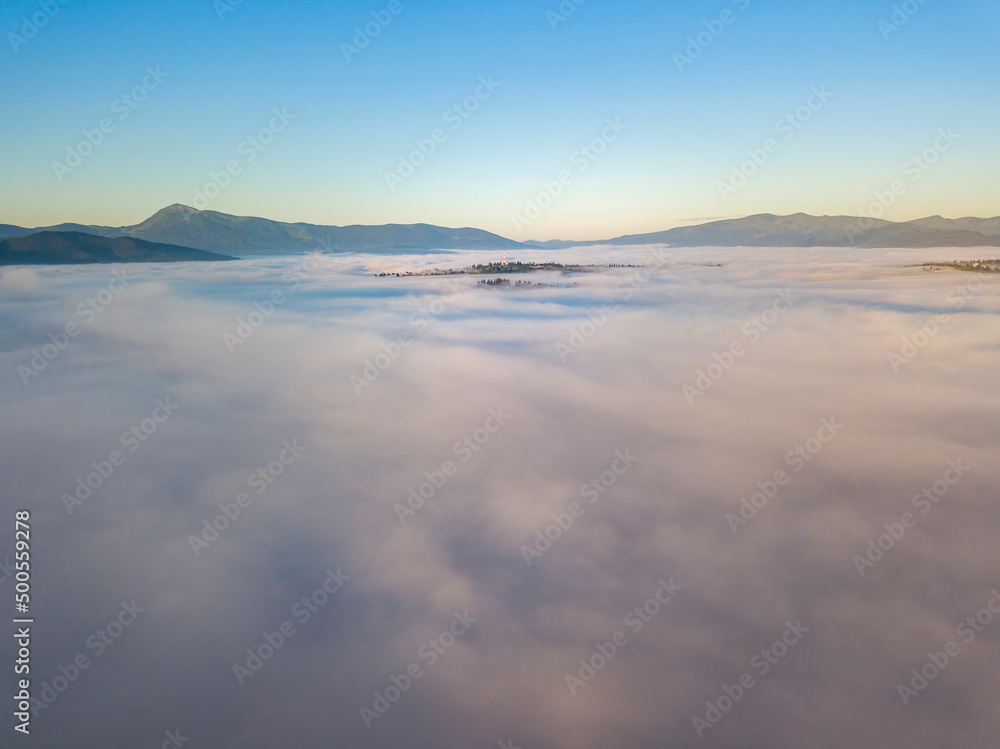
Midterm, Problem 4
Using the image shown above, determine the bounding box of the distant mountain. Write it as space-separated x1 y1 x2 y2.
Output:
616 213 896 247
803 223 1000 249
0 222 122 240
532 213 1000 249
0 224 34 239
0 231 235 265
123 205 530 253
906 215 1000 237
0 205 531 254
4 207 999 254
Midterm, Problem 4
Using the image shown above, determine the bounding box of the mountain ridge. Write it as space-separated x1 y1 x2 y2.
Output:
0 205 531 254
0 231 236 265
3 206 1000 253
529 212 1000 249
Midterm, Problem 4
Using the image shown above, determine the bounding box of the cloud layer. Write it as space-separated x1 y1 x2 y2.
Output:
1 245 999 748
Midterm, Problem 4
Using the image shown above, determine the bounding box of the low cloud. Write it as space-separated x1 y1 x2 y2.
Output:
1 245 998 748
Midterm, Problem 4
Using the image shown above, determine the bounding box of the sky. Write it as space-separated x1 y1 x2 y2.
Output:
2 247 999 747
1 0 999 239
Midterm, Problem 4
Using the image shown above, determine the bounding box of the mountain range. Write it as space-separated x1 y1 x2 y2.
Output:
0 231 234 265
1 205 999 263
0 204 526 255
531 213 1000 249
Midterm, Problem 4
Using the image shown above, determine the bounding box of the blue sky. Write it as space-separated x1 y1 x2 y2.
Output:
1 0 997 238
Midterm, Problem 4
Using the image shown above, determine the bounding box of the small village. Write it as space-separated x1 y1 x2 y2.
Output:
915 259 1000 273
373 255 638 278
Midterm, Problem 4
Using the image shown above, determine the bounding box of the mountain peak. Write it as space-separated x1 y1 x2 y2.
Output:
153 204 202 219
108 206 530 254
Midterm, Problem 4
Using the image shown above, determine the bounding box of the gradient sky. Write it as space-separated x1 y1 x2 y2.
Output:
1 0 998 239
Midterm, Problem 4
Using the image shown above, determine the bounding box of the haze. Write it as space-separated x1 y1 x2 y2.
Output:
2 246 998 747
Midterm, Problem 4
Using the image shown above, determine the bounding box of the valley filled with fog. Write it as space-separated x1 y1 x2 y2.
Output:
2 245 998 749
